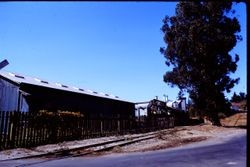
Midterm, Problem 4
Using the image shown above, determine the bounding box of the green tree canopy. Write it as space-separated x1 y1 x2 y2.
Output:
160 1 242 125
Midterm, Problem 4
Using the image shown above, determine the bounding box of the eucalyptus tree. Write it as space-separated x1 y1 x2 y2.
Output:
160 1 242 125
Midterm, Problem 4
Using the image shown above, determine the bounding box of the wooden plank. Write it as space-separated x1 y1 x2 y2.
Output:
17 112 23 147
34 126 38 146
16 112 21 147
21 112 26 147
20 112 25 148
27 114 32 147
29 126 33 147
15 112 20 148
0 111 4 150
46 127 49 144
39 127 43 145
3 112 9 149
82 118 85 138
38 127 41 145
31 127 35 147
6 112 13 149
2 111 8 149
41 126 45 145
42 127 46 145
11 112 16 148
26 115 30 147
22 112 28 148
36 127 39 146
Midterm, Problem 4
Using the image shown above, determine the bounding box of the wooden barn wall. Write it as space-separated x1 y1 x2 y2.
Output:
20 84 135 118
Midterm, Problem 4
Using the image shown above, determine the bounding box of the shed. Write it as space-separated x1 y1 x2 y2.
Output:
0 71 135 118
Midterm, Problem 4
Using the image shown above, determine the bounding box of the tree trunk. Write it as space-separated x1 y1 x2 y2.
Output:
210 113 221 126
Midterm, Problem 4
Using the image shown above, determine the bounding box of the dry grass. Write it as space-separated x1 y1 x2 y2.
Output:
220 113 247 127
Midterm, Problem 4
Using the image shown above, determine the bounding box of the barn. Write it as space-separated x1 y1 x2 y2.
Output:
0 71 135 118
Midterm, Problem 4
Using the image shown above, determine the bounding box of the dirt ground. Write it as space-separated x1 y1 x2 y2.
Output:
100 124 246 154
101 113 247 154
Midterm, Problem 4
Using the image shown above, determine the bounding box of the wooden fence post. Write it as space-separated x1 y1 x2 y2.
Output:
99 114 103 136
117 114 120 133
6 112 13 149
0 111 5 150
49 111 58 143
10 111 17 148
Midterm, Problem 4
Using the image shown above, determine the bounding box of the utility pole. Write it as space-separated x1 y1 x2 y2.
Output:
163 94 168 102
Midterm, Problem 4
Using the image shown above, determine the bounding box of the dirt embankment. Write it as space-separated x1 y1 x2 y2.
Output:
220 113 247 127
99 124 246 155
106 113 247 154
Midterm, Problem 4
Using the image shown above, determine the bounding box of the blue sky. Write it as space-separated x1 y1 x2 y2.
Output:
0 2 246 103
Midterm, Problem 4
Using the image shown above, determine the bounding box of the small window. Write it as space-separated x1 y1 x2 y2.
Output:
93 91 98 94
105 94 109 96
61 84 68 88
41 80 49 84
79 88 84 91
15 74 25 79
115 96 119 98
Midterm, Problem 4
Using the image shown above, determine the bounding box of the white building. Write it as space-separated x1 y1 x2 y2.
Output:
166 98 186 111
135 102 149 116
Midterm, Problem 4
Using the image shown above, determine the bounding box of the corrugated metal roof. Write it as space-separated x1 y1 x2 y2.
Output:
0 70 132 103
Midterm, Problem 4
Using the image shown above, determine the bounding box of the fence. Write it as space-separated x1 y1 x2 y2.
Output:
0 111 174 150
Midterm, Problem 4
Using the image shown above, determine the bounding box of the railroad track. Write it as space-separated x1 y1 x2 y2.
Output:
54 133 156 158
3 129 170 166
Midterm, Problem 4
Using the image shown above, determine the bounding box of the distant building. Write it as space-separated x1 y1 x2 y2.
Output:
0 71 135 118
135 96 187 117
166 97 186 111
135 102 148 116
135 99 178 117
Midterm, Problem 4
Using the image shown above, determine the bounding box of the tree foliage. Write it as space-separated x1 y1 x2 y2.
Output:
231 92 247 102
160 1 242 125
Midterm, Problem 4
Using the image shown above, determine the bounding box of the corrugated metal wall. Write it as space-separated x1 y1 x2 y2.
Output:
0 78 28 112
